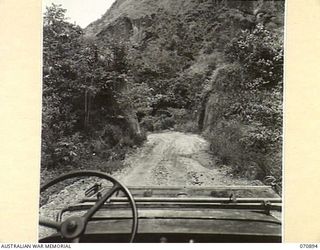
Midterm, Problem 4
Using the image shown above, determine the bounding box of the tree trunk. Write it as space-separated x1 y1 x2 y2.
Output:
84 90 90 129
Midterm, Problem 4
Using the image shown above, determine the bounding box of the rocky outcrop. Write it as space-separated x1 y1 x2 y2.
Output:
84 0 284 136
85 0 284 36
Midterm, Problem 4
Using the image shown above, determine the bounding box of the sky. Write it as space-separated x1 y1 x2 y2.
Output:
43 0 116 28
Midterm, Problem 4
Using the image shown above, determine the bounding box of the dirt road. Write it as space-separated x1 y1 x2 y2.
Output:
39 131 261 238
114 131 259 186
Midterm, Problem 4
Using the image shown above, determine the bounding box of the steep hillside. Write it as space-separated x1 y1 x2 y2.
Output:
85 0 284 88
86 0 284 36
82 0 284 185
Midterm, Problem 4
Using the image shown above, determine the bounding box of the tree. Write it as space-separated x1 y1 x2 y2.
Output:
42 4 138 169
206 23 284 181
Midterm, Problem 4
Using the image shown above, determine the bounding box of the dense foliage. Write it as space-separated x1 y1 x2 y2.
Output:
111 1 284 185
42 4 144 175
204 24 283 187
42 1 284 188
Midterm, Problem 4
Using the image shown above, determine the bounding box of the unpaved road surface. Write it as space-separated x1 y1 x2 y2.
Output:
115 131 259 186
39 132 260 239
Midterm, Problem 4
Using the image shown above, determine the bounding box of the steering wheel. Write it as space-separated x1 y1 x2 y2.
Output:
39 171 138 243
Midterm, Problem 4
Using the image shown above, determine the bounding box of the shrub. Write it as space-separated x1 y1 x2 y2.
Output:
153 119 163 131
50 133 86 168
203 23 283 184
211 63 244 91
205 120 245 165
205 119 281 181
174 120 198 133
162 116 176 129
225 24 283 89
140 116 156 131
167 108 199 133
100 124 123 147
150 115 176 131
119 135 135 148
132 129 147 146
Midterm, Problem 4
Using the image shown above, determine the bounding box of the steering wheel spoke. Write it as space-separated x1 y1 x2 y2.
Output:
82 183 120 222
40 171 138 243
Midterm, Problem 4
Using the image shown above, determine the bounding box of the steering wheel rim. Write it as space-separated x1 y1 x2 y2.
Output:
39 170 138 243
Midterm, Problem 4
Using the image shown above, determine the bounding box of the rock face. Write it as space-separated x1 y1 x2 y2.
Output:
85 0 285 75
85 0 194 36
84 0 285 133
85 0 284 37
